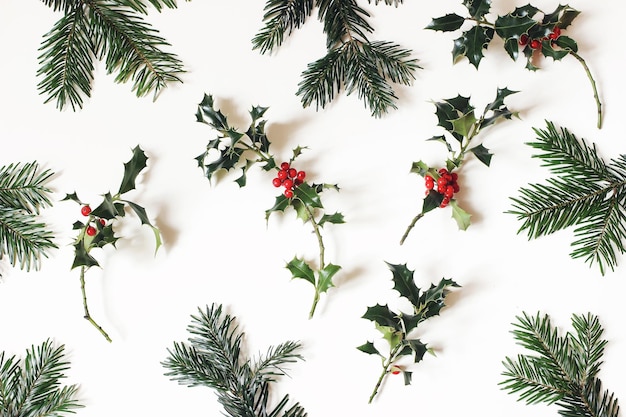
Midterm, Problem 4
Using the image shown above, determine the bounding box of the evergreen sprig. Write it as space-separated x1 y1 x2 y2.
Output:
509 121 626 275
63 146 162 341
358 262 459 403
427 2 602 128
253 0 420 117
500 312 620 417
0 339 83 417
162 303 306 417
37 0 187 111
0 162 56 273
195 94 345 318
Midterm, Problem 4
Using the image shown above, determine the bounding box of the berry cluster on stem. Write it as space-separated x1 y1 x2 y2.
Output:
272 162 306 199
425 168 460 208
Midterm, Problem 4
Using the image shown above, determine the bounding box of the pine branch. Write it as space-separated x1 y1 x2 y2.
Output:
0 162 54 213
509 121 626 274
38 0 186 110
500 312 620 417
163 304 306 417
0 340 83 417
254 0 419 117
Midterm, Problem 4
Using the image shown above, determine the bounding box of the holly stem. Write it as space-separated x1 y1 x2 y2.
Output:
80 266 112 342
304 203 325 319
567 49 602 129
400 212 424 245
368 346 401 403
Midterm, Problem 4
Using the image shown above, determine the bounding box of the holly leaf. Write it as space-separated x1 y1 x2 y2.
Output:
293 182 323 210
318 263 341 294
402 371 413 385
451 111 477 138
197 94 228 130
319 212 345 227
123 200 162 253
422 190 443 214
426 135 453 153
463 0 491 20
541 41 569 61
426 14 465 32
71 241 99 269
450 200 471 230
362 304 400 330
265 194 290 222
410 160 431 177
118 146 148 195
555 35 578 53
387 262 420 306
452 25 494 68
357 341 381 356
62 192 82 204
91 193 125 219
286 256 315 286
417 278 460 321
470 143 492 167
203 145 246 182
494 12 537 42
404 338 428 363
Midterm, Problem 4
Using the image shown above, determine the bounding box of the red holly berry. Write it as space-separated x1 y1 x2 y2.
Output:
283 179 294 190
445 186 454 198
440 197 450 208
296 170 306 181
452 183 460 193
530 39 542 49
294 178 303 186
99 218 106 226
280 162 290 171
519 33 529 46
81 205 91 216
86 225 97 236
548 26 561 40
425 178 434 190
288 168 297 178
277 170 288 180
272 177 282 187
451 172 458 182
284 189 294 198
438 168 448 176
390 365 401 375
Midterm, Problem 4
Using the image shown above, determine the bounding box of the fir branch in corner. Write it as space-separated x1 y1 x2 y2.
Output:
0 339 83 417
500 312 620 417
162 303 307 417
253 0 419 117
37 0 188 110
508 121 626 275
0 162 56 272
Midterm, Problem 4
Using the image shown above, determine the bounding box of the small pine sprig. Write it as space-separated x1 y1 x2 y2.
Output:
357 262 460 403
0 339 83 417
509 121 626 275
401 88 518 243
252 0 420 117
500 312 620 417
427 2 602 129
62 146 162 342
196 94 345 319
37 0 188 111
0 161 57 273
162 303 307 417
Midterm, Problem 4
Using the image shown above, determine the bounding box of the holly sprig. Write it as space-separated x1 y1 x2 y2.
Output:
195 94 344 318
357 262 459 403
63 146 162 342
0 339 83 417
500 312 620 417
252 0 419 117
401 88 518 243
427 2 602 129
162 303 306 417
509 121 626 275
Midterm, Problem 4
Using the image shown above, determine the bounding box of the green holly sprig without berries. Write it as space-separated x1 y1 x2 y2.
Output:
0 161 56 274
162 303 306 417
500 312 620 417
0 339 83 417
509 121 626 275
427 2 602 128
195 94 344 319
358 262 460 403
63 146 161 342
400 88 518 244
253 0 419 117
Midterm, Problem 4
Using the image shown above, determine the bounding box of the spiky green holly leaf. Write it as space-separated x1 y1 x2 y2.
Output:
410 160 431 177
463 0 491 20
494 12 537 43
91 224 119 249
123 200 162 253
450 199 471 230
452 25 494 68
197 94 228 130
427 135 453 153
451 111 477 138
357 341 381 356
286 256 316 286
540 41 569 61
404 338 428 363
375 322 403 348
387 262 420 306
265 194 290 222
293 182 323 210
425 14 465 32
71 241 99 269
91 193 125 219
203 145 246 183
470 144 492 167
318 263 341 294
319 212 345 227
555 35 578 53
484 87 518 114
72 220 85 230
118 146 148 195
62 192 83 204
422 190 444 214
446 94 475 115
543 4 579 26
416 278 460 320
363 304 401 330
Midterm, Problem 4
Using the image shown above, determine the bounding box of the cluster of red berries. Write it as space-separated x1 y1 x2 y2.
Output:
272 162 306 198
425 168 460 208
519 26 561 50
81 205 106 236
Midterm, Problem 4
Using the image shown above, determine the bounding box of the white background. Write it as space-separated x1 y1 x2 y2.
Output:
1 1 625 416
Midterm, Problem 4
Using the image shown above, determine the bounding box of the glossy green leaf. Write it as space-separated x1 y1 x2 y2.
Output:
357 341 381 356
71 241 99 269
494 13 536 41
410 160 430 177
319 212 345 227
118 146 148 195
293 182 323 209
387 262 420 306
426 14 465 32
362 304 400 330
417 278 461 320
318 263 341 293
450 200 471 230
286 256 316 286
405 338 428 363
452 25 494 68
422 190 443 214
451 112 477 138
91 193 119 219
463 0 491 20
470 143 492 166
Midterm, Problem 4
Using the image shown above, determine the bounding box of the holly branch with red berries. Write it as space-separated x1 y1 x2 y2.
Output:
63 146 161 342
195 94 344 318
